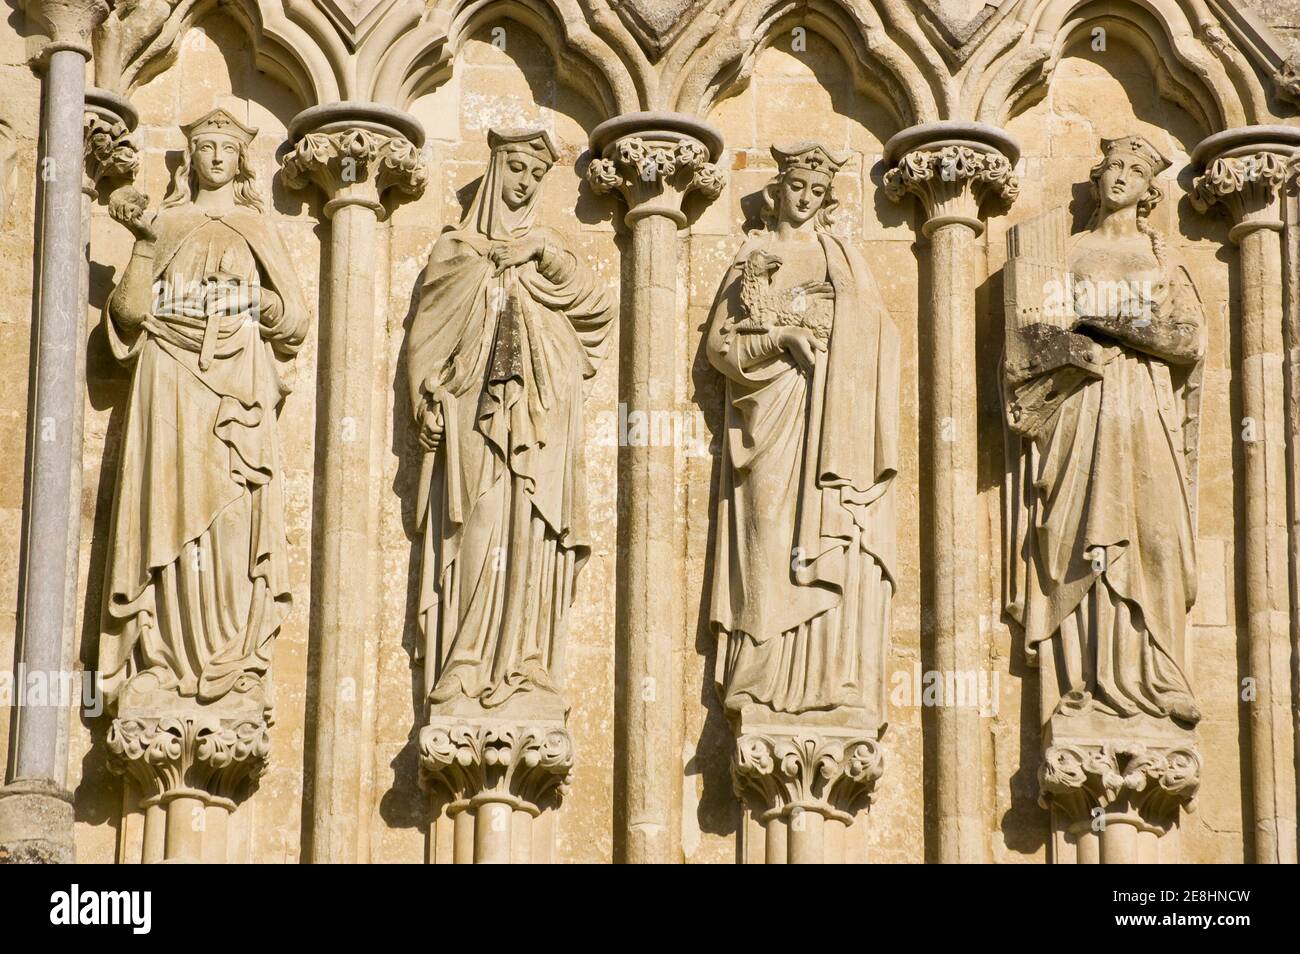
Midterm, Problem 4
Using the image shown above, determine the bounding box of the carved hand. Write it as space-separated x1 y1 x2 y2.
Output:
788 280 833 312
108 186 157 243
488 236 545 274
418 399 444 453
774 325 825 372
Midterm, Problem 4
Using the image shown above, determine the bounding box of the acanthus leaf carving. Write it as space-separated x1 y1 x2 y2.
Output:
883 143 1019 233
732 733 884 825
418 720 574 814
587 131 725 224
1039 741 1201 831
107 713 272 805
281 127 428 215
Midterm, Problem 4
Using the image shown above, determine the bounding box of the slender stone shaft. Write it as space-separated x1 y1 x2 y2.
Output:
587 112 725 863
1238 223 1296 863
926 220 984 863
883 121 1019 864
1191 127 1300 864
620 210 682 863
281 103 427 863
310 197 379 863
14 47 87 787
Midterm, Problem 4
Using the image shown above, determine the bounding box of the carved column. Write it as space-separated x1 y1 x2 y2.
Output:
1191 125 1300 864
419 721 573 864
587 112 724 864
884 122 1019 864
0 0 107 864
733 733 884 864
281 103 427 864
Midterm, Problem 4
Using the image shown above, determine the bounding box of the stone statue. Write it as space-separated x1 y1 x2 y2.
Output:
99 108 307 825
706 143 899 731
406 128 614 725
1003 135 1205 843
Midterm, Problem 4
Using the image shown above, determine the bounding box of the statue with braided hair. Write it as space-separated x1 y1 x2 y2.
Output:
1004 135 1206 730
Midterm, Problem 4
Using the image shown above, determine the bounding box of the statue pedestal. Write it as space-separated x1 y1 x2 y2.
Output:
1039 707 1200 864
731 713 884 864
106 684 270 863
418 712 574 864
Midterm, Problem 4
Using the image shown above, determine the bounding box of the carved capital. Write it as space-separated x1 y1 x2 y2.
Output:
588 113 724 227
1191 152 1290 242
418 718 574 815
883 122 1019 238
282 127 427 219
106 712 271 808
731 731 884 825
1190 126 1300 245
1039 740 1200 832
28 0 108 57
885 144 1019 236
83 102 137 197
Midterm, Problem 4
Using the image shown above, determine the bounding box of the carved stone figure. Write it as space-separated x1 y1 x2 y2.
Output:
99 108 307 857
707 143 899 727
407 129 613 837
706 144 899 859
1003 135 1206 856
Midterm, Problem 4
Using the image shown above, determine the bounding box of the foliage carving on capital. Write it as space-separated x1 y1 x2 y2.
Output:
587 134 724 221
106 713 271 805
83 110 138 195
732 733 884 824
1039 741 1201 831
884 144 1019 227
281 128 428 212
1191 151 1291 238
418 720 574 814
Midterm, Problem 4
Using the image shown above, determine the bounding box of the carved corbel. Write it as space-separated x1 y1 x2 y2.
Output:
83 88 138 199
1039 740 1201 834
732 732 884 826
418 719 574 814
107 713 271 806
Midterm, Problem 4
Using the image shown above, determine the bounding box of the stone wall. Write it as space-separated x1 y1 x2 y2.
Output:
1 0 1298 864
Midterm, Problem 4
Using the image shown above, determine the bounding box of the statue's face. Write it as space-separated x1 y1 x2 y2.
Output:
1097 152 1152 212
191 133 242 190
778 169 831 226
500 152 548 210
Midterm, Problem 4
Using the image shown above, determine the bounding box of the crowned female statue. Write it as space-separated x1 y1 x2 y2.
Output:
706 143 899 726
406 128 614 721
100 108 308 714
1004 135 1205 729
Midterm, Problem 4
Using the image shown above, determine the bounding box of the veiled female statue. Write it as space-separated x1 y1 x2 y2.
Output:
406 128 614 720
100 108 308 713
706 143 899 725
1004 135 1205 728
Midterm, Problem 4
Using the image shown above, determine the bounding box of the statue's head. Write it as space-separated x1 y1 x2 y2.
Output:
489 128 557 211
164 108 263 211
764 142 848 231
1090 135 1170 217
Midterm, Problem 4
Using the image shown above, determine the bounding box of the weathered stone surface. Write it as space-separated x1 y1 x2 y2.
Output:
0 0 1295 866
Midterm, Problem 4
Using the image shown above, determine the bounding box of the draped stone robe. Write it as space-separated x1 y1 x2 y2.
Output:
407 223 613 717
1016 235 1205 726
707 231 899 722
100 205 307 706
